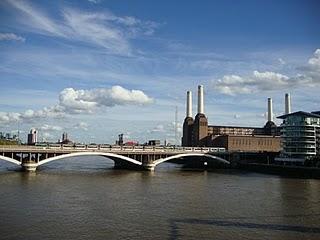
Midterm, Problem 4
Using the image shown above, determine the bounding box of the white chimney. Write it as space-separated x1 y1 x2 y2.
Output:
198 85 204 114
285 93 291 114
268 98 273 122
186 91 192 118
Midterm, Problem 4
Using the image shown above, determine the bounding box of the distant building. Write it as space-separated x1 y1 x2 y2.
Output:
27 128 38 145
124 141 138 146
276 111 320 163
182 85 281 152
0 132 19 145
62 132 68 142
148 140 161 146
0 132 17 140
116 134 124 145
60 132 72 144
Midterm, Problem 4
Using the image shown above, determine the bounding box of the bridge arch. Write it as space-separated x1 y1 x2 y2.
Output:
0 155 21 166
152 153 230 168
37 152 142 167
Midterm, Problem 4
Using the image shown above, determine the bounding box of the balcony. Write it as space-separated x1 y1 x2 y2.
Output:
280 128 315 133
283 145 316 150
282 151 316 156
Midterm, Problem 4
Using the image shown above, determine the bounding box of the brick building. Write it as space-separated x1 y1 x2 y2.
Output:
182 85 281 152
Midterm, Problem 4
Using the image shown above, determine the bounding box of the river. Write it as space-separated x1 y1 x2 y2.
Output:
0 156 319 240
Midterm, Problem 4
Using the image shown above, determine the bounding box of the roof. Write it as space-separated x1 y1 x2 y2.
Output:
277 111 320 119
209 125 263 130
312 111 320 115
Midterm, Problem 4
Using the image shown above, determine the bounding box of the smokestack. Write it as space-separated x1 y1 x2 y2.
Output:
285 93 291 114
186 91 192 118
268 98 273 122
198 85 204 114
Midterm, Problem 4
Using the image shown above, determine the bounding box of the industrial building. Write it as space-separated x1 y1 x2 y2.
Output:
182 85 281 152
60 132 72 144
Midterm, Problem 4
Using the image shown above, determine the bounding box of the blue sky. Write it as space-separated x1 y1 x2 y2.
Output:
0 0 319 144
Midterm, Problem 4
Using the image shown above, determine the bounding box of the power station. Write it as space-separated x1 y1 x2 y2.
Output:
182 85 286 152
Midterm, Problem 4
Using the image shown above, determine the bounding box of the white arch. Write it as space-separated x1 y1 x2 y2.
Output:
37 152 142 166
153 153 230 167
0 155 21 166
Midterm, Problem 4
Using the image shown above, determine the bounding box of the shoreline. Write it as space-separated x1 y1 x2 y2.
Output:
239 163 320 179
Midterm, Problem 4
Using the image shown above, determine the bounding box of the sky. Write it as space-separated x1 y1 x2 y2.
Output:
0 0 319 144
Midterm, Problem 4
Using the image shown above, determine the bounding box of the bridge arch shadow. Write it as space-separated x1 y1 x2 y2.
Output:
153 153 230 169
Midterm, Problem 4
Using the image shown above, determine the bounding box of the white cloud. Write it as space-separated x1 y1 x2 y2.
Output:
88 0 100 4
59 86 153 113
309 49 320 68
149 122 182 135
0 85 153 124
150 124 165 133
212 49 320 95
59 88 97 113
0 112 21 124
252 70 289 90
0 105 65 124
40 124 63 131
7 0 65 37
303 48 320 81
21 105 65 120
213 75 253 95
62 9 130 55
6 1 159 55
42 132 55 142
0 32 25 42
73 122 89 131
146 121 182 145
213 71 289 95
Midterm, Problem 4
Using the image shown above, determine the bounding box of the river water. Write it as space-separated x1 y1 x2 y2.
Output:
0 157 319 240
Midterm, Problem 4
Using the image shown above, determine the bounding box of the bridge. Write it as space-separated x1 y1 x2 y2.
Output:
0 145 231 171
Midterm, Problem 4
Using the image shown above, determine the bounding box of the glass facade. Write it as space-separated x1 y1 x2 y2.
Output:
279 113 320 162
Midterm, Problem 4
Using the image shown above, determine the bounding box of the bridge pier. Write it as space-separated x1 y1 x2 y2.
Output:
141 155 155 171
21 162 38 172
142 163 155 171
20 153 38 172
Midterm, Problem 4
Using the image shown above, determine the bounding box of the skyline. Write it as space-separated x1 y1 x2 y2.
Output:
0 0 320 143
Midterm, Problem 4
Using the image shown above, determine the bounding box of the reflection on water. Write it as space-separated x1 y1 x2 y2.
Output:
0 157 319 240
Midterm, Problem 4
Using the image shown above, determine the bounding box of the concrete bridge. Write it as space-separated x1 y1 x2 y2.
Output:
0 145 230 171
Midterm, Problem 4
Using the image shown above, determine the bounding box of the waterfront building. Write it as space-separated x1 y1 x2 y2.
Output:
276 111 320 163
27 128 38 145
